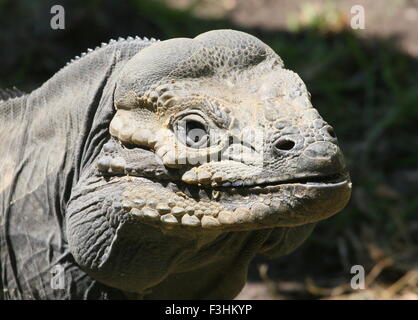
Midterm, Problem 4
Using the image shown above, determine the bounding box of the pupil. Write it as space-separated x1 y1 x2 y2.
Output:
186 120 206 144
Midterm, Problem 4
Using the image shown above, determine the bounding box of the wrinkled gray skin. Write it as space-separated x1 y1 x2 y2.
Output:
0 30 351 299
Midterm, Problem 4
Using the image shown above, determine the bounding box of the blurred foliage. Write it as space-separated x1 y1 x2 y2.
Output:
287 0 348 32
1 0 417 299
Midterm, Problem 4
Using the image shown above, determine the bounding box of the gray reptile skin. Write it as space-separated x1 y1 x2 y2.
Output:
0 30 351 299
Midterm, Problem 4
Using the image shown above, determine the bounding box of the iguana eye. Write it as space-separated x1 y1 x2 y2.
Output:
185 120 208 148
175 114 210 149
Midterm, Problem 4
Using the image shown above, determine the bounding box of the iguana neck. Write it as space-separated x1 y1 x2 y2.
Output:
0 37 157 203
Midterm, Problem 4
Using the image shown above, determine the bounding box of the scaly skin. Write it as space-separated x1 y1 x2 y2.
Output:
1 30 351 299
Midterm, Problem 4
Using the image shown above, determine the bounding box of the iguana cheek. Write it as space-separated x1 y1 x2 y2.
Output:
109 108 161 148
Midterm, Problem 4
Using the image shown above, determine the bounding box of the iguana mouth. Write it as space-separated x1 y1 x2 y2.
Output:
99 158 348 187
209 172 349 191
99 168 348 191
106 169 351 232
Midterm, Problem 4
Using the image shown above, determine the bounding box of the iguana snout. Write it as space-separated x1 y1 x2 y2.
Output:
297 141 346 176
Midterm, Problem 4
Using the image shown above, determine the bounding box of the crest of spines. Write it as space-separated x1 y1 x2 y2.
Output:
64 36 160 67
0 87 26 102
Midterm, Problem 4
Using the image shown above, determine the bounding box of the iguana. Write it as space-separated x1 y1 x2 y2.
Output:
0 30 351 299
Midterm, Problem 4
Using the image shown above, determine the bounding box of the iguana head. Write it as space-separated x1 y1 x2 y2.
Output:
64 30 352 293
97 29 351 233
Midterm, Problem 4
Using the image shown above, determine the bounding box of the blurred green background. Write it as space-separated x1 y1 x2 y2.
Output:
1 0 417 299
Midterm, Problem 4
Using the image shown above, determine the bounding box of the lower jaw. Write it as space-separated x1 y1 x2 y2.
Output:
115 174 352 233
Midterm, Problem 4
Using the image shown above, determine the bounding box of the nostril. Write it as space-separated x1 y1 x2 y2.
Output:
327 127 336 138
274 138 295 151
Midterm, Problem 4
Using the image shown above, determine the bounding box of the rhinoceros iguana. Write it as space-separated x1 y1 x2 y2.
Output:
0 29 351 299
